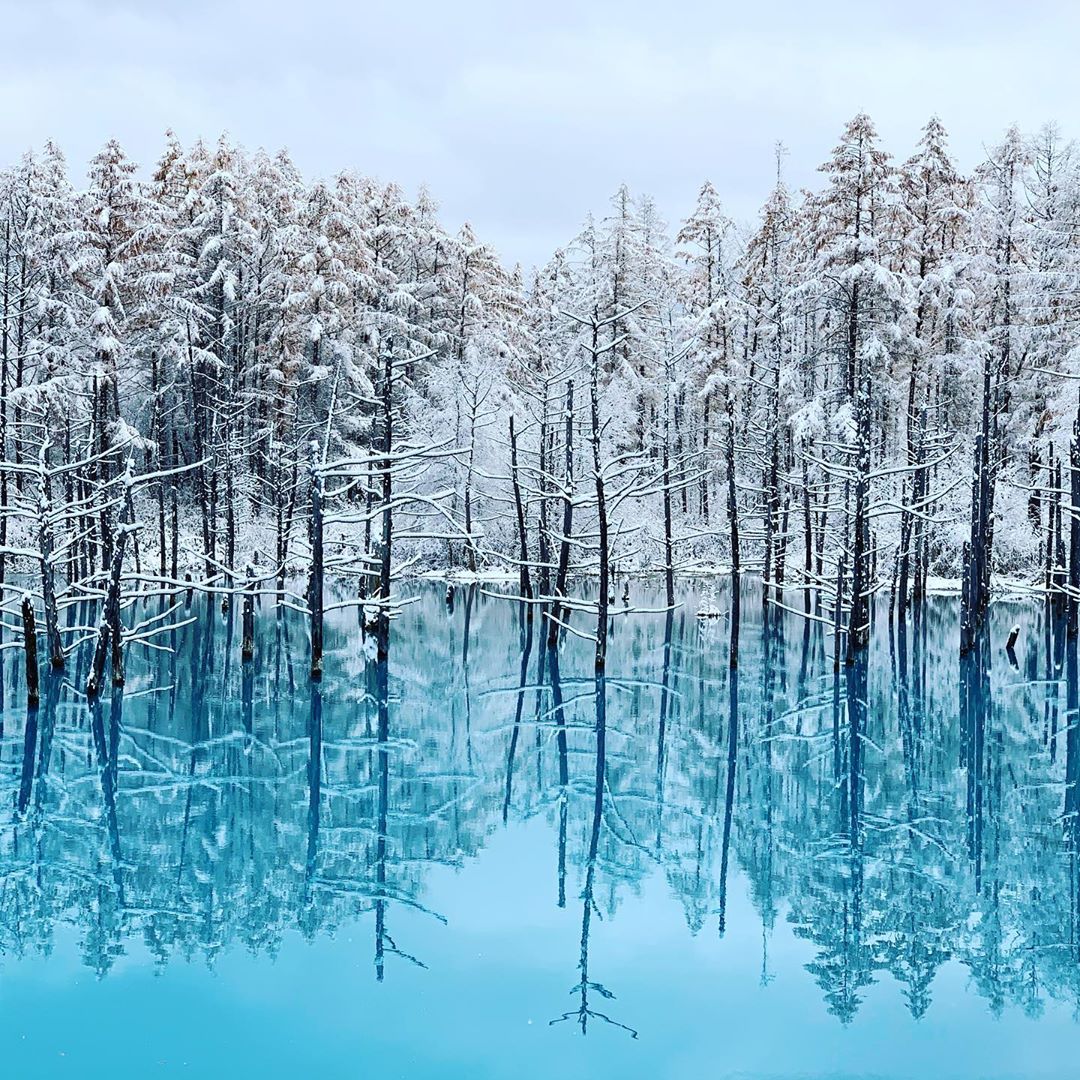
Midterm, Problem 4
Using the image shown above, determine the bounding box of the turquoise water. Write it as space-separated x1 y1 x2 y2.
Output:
0 581 1077 1078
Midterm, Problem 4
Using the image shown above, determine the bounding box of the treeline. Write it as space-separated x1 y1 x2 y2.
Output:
2 114 1080 672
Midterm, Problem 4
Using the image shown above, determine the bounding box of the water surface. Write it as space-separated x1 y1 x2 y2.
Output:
0 581 1076 1078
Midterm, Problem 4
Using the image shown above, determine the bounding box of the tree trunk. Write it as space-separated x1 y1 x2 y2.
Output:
509 415 533 605
549 380 574 649
22 595 39 709
86 525 130 699
309 443 324 680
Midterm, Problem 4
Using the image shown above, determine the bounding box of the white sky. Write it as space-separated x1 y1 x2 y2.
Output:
4 0 1078 267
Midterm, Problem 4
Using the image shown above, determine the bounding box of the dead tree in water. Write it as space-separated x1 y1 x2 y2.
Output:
86 523 132 698
508 415 533 605
308 441 325 680
547 379 575 649
316 345 461 664
499 298 675 671
846 369 873 663
21 593 39 708
726 389 741 669
374 343 394 657
652 332 699 609
561 300 654 671
0 431 109 670
960 360 998 656
242 565 256 662
0 428 199 695
586 311 612 670
1069 404 1080 639
895 406 954 620
961 132 1020 656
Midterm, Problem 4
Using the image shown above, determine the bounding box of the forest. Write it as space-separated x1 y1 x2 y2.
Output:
1 112 1079 682
6 110 1080 1056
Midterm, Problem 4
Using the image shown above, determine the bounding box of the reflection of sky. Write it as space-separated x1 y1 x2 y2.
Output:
1 816 1073 1079
5 0 1080 267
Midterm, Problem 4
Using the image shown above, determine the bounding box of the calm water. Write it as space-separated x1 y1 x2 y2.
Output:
1 580 1078 1078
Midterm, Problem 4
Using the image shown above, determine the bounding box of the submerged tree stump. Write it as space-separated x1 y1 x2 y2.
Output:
242 566 255 663
22 594 39 709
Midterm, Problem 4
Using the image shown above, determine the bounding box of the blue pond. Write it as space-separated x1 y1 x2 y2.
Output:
0 580 1077 1078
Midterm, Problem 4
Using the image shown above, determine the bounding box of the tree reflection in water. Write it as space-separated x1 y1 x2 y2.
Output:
2 579 1080 1032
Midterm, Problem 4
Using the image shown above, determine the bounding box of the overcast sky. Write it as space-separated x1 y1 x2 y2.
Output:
3 0 1078 267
